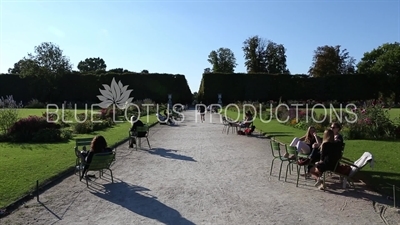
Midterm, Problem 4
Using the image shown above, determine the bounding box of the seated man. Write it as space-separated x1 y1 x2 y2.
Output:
129 116 145 148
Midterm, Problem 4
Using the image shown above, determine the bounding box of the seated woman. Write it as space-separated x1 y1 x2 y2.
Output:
80 135 112 180
289 126 321 155
305 123 344 175
309 129 343 189
237 111 253 128
330 122 344 143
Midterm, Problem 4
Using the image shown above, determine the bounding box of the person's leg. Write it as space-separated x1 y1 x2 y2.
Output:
296 141 311 154
310 166 321 179
289 137 299 147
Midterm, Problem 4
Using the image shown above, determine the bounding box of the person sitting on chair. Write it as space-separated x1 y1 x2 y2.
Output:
238 111 253 128
80 135 112 180
309 129 343 189
129 115 145 148
330 122 344 143
163 109 174 125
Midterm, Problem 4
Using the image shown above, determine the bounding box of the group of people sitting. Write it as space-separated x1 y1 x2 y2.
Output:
288 122 345 189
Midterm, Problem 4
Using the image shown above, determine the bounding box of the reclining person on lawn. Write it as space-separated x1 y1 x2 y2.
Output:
80 135 113 179
129 115 146 148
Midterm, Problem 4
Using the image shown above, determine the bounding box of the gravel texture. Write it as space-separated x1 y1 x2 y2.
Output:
1 110 399 225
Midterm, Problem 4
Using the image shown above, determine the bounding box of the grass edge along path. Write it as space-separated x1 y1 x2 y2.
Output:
0 114 158 211
222 110 400 198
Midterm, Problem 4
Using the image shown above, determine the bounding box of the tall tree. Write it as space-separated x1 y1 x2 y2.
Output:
242 35 266 73
8 60 24 74
77 57 107 72
357 42 400 77
207 47 237 73
7 42 72 102
242 36 289 74
308 45 355 77
8 42 72 78
265 41 290 74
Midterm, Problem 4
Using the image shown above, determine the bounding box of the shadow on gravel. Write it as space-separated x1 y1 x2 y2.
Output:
321 181 397 207
145 148 197 162
287 174 398 208
91 182 195 225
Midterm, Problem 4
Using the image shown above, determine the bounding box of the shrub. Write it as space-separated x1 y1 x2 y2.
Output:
73 120 93 134
0 95 22 134
25 99 45 108
99 108 116 120
32 128 62 143
7 116 62 142
92 119 113 131
60 129 73 140
342 100 397 140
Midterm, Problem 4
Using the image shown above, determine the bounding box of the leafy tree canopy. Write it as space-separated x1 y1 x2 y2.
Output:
207 47 237 73
357 42 400 77
308 45 355 77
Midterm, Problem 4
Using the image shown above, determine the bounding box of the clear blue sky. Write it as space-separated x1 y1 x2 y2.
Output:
1 0 399 93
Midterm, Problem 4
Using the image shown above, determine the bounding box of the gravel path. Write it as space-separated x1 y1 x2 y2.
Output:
1 110 399 225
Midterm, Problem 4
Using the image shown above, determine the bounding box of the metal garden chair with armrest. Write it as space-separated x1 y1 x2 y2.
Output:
129 124 151 150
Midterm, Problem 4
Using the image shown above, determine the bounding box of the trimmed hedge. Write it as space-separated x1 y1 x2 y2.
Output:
0 72 192 104
198 73 399 103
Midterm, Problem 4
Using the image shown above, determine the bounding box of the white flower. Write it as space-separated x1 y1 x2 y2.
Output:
97 78 134 109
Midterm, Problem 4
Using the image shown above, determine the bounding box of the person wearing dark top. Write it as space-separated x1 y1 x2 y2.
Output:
289 126 321 155
309 129 342 189
330 122 344 143
80 135 112 180
163 109 174 124
129 116 145 148
198 103 206 122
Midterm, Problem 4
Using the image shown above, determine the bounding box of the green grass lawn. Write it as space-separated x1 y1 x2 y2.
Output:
0 110 158 209
223 110 400 196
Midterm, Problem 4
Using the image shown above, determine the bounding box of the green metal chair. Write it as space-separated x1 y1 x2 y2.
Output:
129 125 151 150
80 152 115 187
269 140 290 180
284 145 311 187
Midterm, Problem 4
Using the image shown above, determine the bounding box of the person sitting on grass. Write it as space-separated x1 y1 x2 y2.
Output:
80 135 112 180
309 129 343 189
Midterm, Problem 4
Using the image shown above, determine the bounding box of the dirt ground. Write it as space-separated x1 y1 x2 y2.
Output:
1 110 399 225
